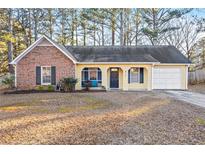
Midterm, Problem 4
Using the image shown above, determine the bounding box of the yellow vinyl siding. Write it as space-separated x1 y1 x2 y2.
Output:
75 63 188 90
128 68 148 90
75 64 152 90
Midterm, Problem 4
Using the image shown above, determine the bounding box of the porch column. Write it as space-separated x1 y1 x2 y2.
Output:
147 65 152 91
122 67 129 91
101 66 108 90
75 65 82 90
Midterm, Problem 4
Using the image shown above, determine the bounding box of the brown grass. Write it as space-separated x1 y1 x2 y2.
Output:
0 92 204 144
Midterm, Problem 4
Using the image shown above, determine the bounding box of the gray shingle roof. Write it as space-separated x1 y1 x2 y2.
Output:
65 46 191 63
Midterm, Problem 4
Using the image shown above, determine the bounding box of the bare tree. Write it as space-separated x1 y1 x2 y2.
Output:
179 17 201 60
190 38 205 70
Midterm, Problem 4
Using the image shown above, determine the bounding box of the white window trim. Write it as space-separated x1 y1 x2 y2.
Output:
129 68 140 83
41 66 52 85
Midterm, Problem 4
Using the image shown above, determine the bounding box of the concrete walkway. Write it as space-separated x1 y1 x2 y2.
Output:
166 91 205 108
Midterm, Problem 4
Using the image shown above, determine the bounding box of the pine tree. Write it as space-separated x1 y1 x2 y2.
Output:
141 8 192 45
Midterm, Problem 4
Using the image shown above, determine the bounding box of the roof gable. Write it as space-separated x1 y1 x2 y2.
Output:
10 35 77 64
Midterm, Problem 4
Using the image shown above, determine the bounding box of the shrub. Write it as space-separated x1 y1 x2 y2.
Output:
59 77 78 92
35 85 44 91
47 85 54 91
1 75 15 88
35 85 55 91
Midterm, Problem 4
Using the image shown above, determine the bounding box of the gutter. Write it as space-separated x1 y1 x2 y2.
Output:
77 62 160 65
10 61 192 66
151 62 191 68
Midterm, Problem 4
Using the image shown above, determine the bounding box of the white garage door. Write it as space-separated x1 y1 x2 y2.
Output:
153 68 181 89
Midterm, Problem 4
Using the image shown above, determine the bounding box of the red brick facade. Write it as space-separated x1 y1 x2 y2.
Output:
16 45 75 89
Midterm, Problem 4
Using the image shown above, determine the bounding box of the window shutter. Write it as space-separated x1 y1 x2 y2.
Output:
128 69 130 83
51 66 56 85
84 71 88 80
98 68 102 81
36 66 41 85
140 68 144 83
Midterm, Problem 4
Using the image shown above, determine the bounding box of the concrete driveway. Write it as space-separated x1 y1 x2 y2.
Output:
166 91 205 108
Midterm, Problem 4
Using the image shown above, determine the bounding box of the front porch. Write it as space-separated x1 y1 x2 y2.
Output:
75 64 152 91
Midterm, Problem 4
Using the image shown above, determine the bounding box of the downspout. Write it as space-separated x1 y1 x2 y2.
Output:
186 64 190 90
14 64 17 88
151 64 154 90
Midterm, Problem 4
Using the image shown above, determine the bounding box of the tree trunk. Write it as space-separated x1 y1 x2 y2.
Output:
48 9 53 39
83 24 86 46
71 9 74 46
61 22 65 45
120 9 124 46
101 22 104 46
75 10 78 46
126 10 130 46
152 8 157 45
7 8 14 74
111 13 115 45
111 29 115 45
93 21 96 46
75 28 78 46
28 9 32 45
34 10 38 41
135 10 139 46
60 9 66 45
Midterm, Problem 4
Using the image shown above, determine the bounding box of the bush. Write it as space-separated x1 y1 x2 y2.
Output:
35 85 54 91
47 85 54 91
1 75 15 88
59 77 78 92
35 85 45 91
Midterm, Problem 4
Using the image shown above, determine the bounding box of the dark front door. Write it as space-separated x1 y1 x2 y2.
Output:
110 68 119 88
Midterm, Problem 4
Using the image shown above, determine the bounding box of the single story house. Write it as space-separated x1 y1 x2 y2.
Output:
10 35 191 91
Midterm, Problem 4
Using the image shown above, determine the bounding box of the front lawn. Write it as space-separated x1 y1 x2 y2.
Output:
0 91 204 144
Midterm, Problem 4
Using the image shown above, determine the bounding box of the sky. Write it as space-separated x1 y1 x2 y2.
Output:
189 9 205 18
